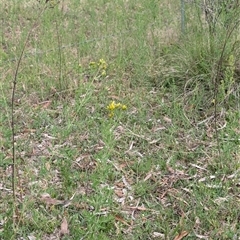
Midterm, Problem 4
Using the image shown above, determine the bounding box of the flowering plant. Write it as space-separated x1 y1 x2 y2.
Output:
106 101 127 118
89 58 108 78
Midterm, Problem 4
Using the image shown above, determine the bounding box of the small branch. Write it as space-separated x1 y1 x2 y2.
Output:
11 23 33 229
55 19 63 90
11 6 47 233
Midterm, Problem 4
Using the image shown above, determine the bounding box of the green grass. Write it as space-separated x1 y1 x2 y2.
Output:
0 0 240 239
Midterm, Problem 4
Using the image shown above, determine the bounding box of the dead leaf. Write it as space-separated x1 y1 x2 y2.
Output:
163 116 172 124
144 171 152 182
22 128 36 133
128 206 148 211
153 232 164 238
114 215 130 226
60 217 69 236
114 189 125 198
27 235 36 240
40 193 64 206
39 100 51 109
109 95 120 100
174 231 189 240
166 164 175 172
122 176 132 190
45 162 51 171
194 232 209 239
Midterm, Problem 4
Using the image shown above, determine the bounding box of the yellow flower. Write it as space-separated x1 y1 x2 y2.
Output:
108 111 114 118
121 105 127 110
106 101 127 118
116 103 121 108
101 70 106 76
107 101 116 111
89 61 97 68
99 58 107 70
